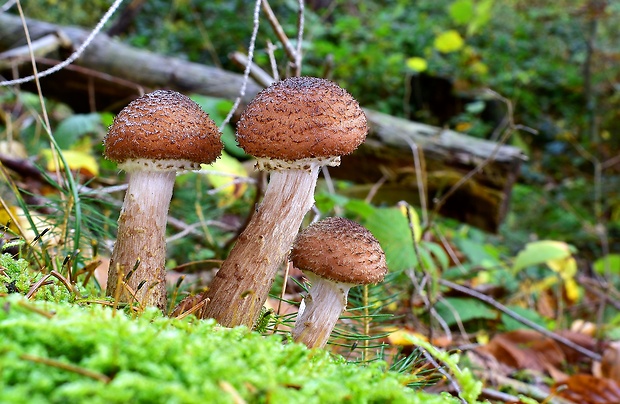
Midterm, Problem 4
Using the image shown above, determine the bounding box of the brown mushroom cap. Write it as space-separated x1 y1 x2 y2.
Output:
104 90 223 170
290 217 387 285
236 77 367 162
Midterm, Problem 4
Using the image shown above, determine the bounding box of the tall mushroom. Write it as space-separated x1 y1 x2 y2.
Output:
185 76 367 327
290 217 387 349
104 90 222 309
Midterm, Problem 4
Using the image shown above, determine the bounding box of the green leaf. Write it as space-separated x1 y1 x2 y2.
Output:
501 305 548 331
421 241 450 271
454 237 502 269
435 297 496 326
314 192 349 213
344 198 376 220
593 254 620 274
54 113 105 149
363 207 417 271
190 95 247 158
449 0 474 25
465 100 486 114
468 0 494 35
512 240 574 273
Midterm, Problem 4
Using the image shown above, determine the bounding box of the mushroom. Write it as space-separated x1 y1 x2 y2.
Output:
290 217 387 349
104 90 223 309
188 77 367 327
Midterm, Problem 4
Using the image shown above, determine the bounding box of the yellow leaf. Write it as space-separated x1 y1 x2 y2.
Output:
455 122 472 132
41 149 99 177
476 330 489 345
405 57 428 72
0 205 20 233
470 61 488 75
397 202 421 242
387 328 428 346
433 30 465 53
547 255 577 278
201 152 249 207
564 277 580 302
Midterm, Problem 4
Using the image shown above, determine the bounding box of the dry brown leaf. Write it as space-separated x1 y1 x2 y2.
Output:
600 342 620 383
536 289 557 318
476 330 568 380
553 374 620 404
556 329 598 364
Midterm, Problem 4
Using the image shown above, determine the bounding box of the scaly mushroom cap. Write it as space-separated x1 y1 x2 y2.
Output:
290 217 387 285
104 90 223 171
236 77 367 162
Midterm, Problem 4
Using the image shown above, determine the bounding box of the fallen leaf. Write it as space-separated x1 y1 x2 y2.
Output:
601 342 620 383
201 151 249 207
476 330 567 381
41 148 99 177
553 374 620 404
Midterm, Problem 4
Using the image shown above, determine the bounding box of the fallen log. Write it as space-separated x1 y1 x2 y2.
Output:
0 13 526 232
336 109 525 232
0 13 262 111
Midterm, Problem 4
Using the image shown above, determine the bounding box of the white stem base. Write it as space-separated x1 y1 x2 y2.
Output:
106 170 175 309
292 272 352 349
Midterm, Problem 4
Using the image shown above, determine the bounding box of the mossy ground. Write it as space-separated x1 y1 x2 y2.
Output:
0 295 458 403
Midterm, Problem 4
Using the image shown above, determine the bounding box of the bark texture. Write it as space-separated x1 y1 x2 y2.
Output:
107 171 174 309
190 167 320 328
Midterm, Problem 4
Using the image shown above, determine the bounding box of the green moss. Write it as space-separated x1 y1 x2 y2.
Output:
0 295 457 403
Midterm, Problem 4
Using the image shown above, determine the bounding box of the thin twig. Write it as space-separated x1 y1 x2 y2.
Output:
25 272 53 299
294 0 305 76
401 201 452 343
420 349 466 404
430 90 534 226
393 133 428 225
220 0 262 130
440 278 602 361
1 0 125 86
20 353 111 383
16 299 55 318
261 0 298 64
229 51 274 88
1 0 17 12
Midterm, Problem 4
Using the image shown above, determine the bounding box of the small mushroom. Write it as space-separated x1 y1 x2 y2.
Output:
290 217 387 349
104 90 222 309
189 77 367 327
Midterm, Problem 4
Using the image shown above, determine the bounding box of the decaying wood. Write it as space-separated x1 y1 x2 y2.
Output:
0 13 262 112
0 14 526 232
334 109 525 232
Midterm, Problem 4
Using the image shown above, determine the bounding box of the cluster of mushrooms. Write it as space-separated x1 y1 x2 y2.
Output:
103 76 388 349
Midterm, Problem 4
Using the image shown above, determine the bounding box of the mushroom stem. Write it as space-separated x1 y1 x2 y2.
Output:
198 164 321 328
293 272 352 349
106 170 176 309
